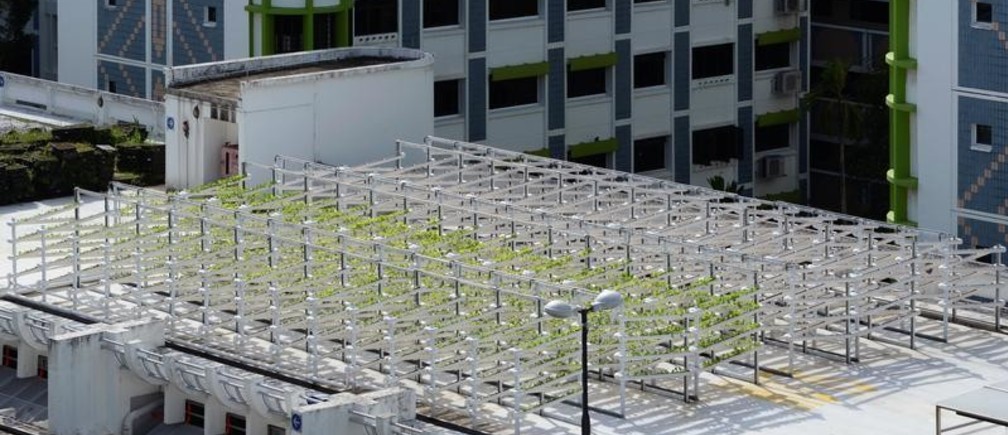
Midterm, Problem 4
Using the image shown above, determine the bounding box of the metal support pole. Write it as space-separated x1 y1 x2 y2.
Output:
995 246 1003 331
580 308 591 435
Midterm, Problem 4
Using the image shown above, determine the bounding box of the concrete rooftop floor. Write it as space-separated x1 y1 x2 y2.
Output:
1 198 1006 435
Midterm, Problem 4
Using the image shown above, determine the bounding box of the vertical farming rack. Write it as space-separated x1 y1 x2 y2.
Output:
6 136 1005 432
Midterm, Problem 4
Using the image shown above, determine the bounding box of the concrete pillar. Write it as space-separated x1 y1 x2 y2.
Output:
291 393 356 435
48 319 164 435
204 398 227 435
15 343 39 379
163 385 187 425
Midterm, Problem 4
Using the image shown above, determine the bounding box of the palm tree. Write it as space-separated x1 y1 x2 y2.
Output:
802 59 864 214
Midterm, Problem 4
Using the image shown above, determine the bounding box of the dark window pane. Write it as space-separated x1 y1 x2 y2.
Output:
184 401 205 428
755 123 791 152
634 0 664 3
355 0 398 35
489 76 538 109
977 2 993 23
206 7 217 24
810 140 841 172
275 15 304 53
424 0 460 28
692 125 740 165
634 136 667 172
314 13 336 49
225 414 246 435
692 44 734 79
567 67 607 98
848 0 889 24
434 79 461 117
489 0 538 20
976 124 993 145
755 42 791 71
569 0 606 11
569 152 608 168
634 52 666 88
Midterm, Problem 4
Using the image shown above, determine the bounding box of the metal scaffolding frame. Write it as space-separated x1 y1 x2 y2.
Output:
6 136 1006 432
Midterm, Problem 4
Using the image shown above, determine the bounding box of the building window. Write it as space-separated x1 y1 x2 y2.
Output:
848 0 889 24
1 346 16 369
755 123 791 152
489 76 539 109
569 152 608 168
755 42 791 71
634 136 667 172
972 124 993 152
567 67 607 98
692 44 734 79
434 79 462 117
692 125 740 165
314 13 337 49
424 0 460 28
274 15 304 53
106 0 117 8
355 0 398 36
267 425 286 435
634 0 663 3
225 413 246 435
974 2 994 28
36 355 47 379
568 0 606 12
634 52 666 88
204 6 217 27
489 0 538 20
184 400 205 428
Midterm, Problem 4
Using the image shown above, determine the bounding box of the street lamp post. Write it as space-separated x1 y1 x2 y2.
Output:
544 290 623 435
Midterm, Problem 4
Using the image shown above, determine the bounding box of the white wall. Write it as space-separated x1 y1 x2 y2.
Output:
56 0 97 88
0 72 164 137
239 58 434 178
911 0 956 233
223 1 251 60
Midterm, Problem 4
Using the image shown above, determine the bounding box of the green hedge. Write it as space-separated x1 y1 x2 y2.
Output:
0 123 159 202
0 161 33 205
0 142 116 204
115 143 164 186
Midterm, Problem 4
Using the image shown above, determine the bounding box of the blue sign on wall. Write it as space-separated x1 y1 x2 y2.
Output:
166 117 175 130
291 413 303 432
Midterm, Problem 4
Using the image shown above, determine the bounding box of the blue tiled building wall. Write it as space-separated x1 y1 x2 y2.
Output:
957 96 1008 217
958 217 1008 253
97 0 146 61
172 0 224 65
958 0 1008 93
98 60 145 97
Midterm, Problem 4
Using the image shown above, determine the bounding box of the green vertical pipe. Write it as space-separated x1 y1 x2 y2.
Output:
248 0 254 56
887 0 916 225
261 0 275 55
336 9 350 47
304 0 315 50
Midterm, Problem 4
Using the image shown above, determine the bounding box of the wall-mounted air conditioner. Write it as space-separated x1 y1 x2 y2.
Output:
757 156 786 179
772 70 802 95
774 0 807 15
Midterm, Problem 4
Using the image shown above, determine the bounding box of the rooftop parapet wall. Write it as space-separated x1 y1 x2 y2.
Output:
0 72 165 139
165 47 433 97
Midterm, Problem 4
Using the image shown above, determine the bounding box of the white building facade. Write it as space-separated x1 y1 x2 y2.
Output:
893 0 1008 250
51 0 810 198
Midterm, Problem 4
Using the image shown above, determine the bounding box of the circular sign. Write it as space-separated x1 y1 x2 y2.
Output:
291 413 303 432
167 117 175 130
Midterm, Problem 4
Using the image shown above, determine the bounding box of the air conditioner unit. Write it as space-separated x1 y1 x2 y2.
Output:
774 0 806 14
758 156 786 179
772 70 802 95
